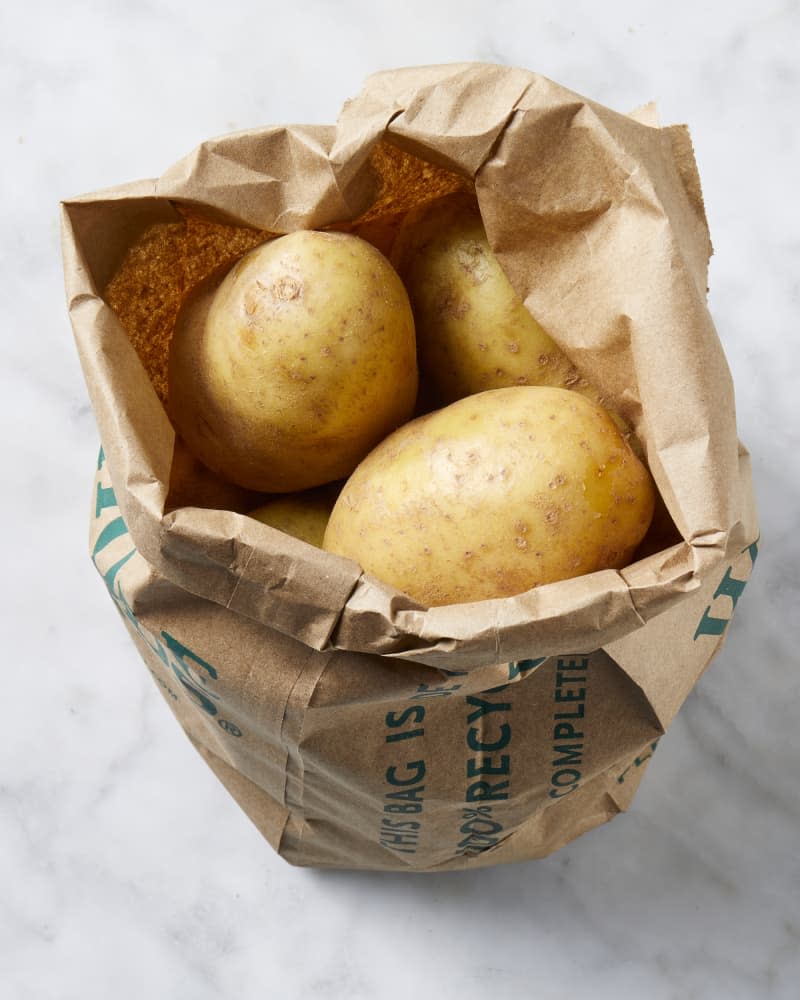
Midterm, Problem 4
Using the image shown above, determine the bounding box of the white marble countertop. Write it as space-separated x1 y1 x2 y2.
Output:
3 1 799 997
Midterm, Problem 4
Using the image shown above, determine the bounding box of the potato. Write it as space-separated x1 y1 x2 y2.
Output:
247 485 338 548
392 193 608 409
168 231 417 492
165 435 262 514
323 386 655 606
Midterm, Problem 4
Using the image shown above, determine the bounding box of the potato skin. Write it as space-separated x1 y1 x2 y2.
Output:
247 485 338 548
323 387 655 606
393 194 604 408
168 231 417 492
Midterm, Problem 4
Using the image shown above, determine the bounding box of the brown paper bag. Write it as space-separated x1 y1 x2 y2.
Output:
64 63 758 870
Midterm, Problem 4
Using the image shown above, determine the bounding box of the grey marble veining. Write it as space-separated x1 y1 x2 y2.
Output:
2 1 798 997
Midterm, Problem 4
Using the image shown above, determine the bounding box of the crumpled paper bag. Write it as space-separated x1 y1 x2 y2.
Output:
63 63 758 870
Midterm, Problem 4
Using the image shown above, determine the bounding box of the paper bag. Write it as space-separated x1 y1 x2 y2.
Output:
64 63 758 870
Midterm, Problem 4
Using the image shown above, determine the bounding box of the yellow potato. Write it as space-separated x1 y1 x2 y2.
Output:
248 485 338 548
323 387 655 606
168 231 418 492
392 193 608 409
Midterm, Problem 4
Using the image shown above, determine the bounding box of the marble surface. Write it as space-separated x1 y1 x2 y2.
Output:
3 0 799 997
